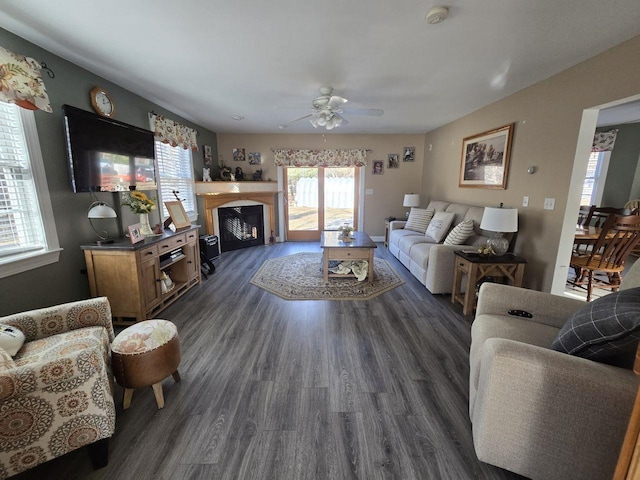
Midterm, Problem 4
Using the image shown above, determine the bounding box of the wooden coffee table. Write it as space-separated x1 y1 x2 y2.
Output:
321 231 377 283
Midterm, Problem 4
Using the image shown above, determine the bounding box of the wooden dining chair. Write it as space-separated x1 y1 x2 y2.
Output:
584 206 630 228
577 205 594 228
570 214 640 301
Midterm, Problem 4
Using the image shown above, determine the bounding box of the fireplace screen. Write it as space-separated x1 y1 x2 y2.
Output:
218 205 264 252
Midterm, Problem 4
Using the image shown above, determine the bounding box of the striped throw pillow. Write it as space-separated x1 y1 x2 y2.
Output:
405 208 434 233
444 219 474 245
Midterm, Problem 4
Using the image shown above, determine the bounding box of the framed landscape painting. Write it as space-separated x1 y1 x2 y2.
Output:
459 123 514 189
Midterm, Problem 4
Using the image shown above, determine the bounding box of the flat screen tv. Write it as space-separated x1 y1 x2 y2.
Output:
62 104 156 192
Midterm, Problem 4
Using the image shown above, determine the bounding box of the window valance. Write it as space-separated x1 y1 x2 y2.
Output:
0 45 52 113
271 148 368 167
149 113 198 151
592 129 618 152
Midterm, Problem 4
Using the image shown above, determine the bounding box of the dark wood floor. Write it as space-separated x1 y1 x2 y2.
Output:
15 242 525 480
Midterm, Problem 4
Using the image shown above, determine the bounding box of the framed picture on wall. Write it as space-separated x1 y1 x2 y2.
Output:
233 148 246 161
459 123 514 189
403 146 415 162
373 160 383 175
203 145 213 165
248 152 261 165
388 154 399 169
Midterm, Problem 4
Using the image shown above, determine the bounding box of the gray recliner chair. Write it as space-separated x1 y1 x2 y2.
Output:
469 263 640 480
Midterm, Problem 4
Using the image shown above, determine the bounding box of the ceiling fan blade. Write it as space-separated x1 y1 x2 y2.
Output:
278 113 313 129
334 113 348 126
328 95 348 109
341 107 384 117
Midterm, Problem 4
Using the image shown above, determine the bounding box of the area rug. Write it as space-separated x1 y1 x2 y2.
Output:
250 252 404 300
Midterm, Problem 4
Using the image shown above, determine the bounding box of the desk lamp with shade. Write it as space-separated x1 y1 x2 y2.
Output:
480 204 518 256
88 200 117 245
403 193 420 218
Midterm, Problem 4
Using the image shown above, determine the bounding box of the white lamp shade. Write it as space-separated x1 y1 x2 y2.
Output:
403 194 420 208
88 202 117 219
480 207 518 233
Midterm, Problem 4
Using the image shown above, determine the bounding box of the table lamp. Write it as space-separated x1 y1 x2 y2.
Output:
403 193 420 218
88 201 117 245
480 205 518 256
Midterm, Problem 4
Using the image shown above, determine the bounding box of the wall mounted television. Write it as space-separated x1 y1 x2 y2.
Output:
62 104 157 192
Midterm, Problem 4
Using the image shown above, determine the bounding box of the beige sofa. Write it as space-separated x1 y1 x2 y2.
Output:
470 279 639 480
388 200 490 293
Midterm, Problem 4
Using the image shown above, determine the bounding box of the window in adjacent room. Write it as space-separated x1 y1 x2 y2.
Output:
580 150 610 206
0 103 61 278
154 140 197 222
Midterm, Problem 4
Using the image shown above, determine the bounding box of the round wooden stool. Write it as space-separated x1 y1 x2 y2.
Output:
111 319 181 410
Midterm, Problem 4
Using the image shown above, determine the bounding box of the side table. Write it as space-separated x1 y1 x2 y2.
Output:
451 251 527 315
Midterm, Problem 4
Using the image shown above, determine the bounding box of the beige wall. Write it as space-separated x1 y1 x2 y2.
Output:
423 35 640 292
216 133 425 236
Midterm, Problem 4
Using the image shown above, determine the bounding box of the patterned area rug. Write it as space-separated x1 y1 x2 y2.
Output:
250 252 405 300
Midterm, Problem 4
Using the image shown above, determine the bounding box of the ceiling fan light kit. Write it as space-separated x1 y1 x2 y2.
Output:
426 5 449 24
280 86 382 131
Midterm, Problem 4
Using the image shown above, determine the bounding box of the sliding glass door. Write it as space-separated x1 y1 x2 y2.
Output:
284 167 358 241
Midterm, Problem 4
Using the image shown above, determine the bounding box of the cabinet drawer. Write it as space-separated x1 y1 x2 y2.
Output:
185 230 198 244
139 244 158 260
326 247 371 260
158 233 187 253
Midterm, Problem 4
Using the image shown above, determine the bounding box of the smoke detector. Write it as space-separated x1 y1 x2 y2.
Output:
426 6 449 24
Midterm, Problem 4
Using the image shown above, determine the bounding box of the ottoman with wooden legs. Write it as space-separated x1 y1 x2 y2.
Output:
111 319 181 409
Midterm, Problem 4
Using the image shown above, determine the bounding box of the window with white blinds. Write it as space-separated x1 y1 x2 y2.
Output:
0 103 60 278
154 141 197 221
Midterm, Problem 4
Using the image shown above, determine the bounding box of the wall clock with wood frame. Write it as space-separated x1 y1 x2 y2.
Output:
90 86 115 118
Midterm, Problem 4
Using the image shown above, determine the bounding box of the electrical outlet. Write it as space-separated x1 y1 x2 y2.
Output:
522 196 529 207
544 198 555 210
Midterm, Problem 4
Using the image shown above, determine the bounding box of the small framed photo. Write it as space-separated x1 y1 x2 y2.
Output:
388 154 399 169
203 145 212 165
459 123 514 189
165 201 191 230
373 160 384 175
403 147 415 162
233 148 246 161
127 223 144 244
248 152 261 165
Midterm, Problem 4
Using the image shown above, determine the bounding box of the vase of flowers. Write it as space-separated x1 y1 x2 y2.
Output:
122 191 156 236
338 223 354 240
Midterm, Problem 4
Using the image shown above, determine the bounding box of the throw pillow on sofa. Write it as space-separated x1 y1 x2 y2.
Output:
444 219 474 245
0 324 25 356
405 208 434 234
551 287 640 362
425 211 455 243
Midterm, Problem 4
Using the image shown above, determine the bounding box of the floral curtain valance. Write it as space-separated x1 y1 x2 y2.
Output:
149 113 198 151
0 45 52 113
271 148 369 167
592 129 618 152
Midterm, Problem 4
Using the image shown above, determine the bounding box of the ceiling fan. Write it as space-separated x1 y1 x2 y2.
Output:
278 86 383 130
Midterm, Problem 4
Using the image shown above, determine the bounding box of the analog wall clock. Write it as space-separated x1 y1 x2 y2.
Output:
90 86 115 118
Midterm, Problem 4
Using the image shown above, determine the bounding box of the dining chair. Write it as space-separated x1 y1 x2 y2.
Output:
584 206 630 228
577 205 594 227
570 214 640 301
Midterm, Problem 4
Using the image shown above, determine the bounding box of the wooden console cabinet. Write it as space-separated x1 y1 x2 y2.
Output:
82 226 201 324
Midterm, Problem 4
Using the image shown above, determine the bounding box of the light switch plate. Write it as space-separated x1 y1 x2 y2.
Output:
544 198 555 210
365 189 373 195
522 196 529 207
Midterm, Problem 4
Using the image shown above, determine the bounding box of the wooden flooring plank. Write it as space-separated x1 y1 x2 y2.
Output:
12 241 524 480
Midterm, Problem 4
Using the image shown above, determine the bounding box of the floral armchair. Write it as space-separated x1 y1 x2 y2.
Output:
0 297 116 478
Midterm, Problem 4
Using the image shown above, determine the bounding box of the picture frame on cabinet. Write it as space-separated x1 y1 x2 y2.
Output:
165 201 191 230
127 223 144 244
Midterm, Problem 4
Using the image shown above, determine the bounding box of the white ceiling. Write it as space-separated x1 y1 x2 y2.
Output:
1 1 640 134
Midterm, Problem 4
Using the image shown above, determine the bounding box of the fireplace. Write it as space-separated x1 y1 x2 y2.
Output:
218 205 265 252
